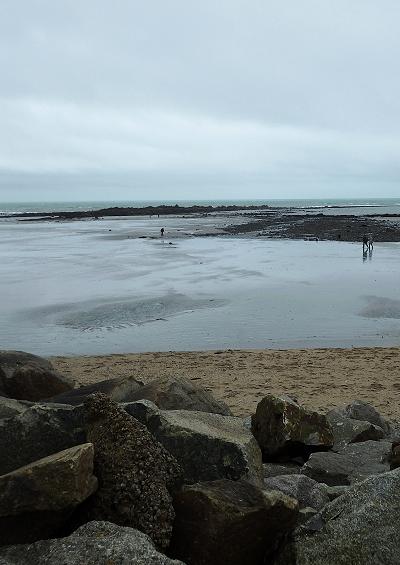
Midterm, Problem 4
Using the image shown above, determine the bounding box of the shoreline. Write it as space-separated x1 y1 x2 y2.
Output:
51 346 400 421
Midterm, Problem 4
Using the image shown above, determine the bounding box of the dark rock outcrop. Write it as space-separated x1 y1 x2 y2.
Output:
0 351 74 401
277 468 400 565
170 479 298 565
251 395 333 460
0 521 185 565
83 394 182 550
263 474 329 511
125 400 263 485
301 440 391 486
263 462 302 479
0 444 97 545
0 403 85 475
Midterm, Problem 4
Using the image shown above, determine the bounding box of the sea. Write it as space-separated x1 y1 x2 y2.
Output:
1 198 400 216
1 198 399 355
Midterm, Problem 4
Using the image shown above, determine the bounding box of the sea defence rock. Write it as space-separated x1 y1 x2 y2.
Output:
0 350 74 401
263 475 329 511
327 408 385 451
49 376 144 406
301 440 391 486
83 394 182 550
342 399 391 435
169 479 298 565
263 462 302 479
251 395 333 460
0 403 85 475
0 396 31 419
0 521 185 565
125 375 232 415
276 468 400 565
125 400 263 485
52 374 232 415
0 444 97 545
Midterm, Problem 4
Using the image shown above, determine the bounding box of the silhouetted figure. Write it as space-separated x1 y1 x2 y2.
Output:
160 228 165 237
362 234 369 251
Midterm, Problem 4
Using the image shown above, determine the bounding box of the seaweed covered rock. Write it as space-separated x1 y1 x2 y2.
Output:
0 351 74 401
251 395 333 460
0 444 97 545
0 521 185 565
170 479 298 565
83 394 182 550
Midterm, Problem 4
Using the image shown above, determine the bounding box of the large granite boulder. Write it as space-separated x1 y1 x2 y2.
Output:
52 375 232 415
251 395 333 460
125 400 263 485
83 394 182 550
49 376 144 406
0 351 74 401
301 440 391 486
169 479 298 565
0 444 97 545
0 396 31 420
0 521 185 565
263 475 329 511
277 468 400 565
0 403 85 475
263 462 302 479
126 375 232 415
342 400 391 435
327 408 385 451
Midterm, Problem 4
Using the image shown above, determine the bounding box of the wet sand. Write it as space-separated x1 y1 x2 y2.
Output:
51 346 400 421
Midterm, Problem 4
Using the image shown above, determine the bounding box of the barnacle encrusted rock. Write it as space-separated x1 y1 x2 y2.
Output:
83 393 182 550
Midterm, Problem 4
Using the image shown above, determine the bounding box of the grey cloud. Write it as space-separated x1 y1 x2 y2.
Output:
0 0 399 199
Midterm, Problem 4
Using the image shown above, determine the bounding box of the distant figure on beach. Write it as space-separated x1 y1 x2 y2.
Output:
362 233 369 250
368 233 374 250
160 228 164 237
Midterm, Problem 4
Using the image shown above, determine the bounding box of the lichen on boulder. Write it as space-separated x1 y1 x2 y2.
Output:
83 393 182 550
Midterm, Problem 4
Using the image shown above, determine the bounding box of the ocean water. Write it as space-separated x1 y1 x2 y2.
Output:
1 198 400 215
0 214 399 355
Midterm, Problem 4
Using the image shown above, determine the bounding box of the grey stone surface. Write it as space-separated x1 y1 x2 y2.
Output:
49 375 144 405
297 507 318 527
0 396 31 420
325 485 350 501
0 444 97 545
342 400 391 435
301 440 391 486
276 468 400 565
251 394 333 459
127 375 233 415
264 474 329 510
0 350 73 401
125 400 263 485
327 408 385 451
263 462 302 479
0 521 185 565
170 479 298 565
83 394 182 551
0 403 85 475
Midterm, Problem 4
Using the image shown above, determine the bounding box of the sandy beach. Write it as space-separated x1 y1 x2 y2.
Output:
51 346 400 421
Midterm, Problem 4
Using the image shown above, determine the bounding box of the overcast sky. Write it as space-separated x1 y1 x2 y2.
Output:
1 1 399 201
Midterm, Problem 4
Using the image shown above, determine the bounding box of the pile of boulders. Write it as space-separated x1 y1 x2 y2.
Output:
0 350 399 564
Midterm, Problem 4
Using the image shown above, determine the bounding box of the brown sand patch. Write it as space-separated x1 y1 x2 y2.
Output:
50 347 400 421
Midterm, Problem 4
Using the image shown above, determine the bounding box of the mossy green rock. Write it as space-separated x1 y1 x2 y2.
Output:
251 395 333 460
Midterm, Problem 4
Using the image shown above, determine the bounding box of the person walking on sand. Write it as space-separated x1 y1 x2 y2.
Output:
362 233 369 250
160 227 164 237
